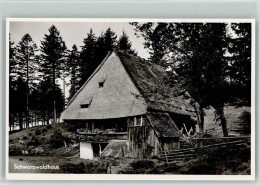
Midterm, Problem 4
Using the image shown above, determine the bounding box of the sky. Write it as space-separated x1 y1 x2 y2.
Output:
9 21 150 99
9 21 149 59
8 20 242 100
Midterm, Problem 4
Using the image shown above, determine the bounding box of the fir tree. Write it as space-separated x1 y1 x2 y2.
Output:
94 33 107 64
228 23 251 104
117 30 136 54
132 22 230 136
67 45 80 101
79 29 97 85
15 33 38 128
40 25 67 124
104 27 117 53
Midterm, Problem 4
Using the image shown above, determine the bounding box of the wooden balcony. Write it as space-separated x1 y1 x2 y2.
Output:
76 128 127 142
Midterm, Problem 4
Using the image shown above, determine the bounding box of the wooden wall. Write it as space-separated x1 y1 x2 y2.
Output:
127 115 180 158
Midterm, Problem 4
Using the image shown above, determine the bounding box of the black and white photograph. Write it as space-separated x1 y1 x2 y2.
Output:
6 19 255 180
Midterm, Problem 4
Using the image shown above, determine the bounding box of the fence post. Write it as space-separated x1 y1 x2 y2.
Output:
164 151 169 164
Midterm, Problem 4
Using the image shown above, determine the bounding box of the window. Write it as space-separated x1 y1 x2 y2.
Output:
80 95 93 108
99 76 106 88
99 82 104 88
134 116 142 126
80 104 89 108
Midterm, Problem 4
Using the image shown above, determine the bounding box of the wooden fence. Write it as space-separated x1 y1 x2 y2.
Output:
161 136 251 163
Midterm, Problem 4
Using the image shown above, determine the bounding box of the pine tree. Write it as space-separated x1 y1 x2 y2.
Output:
117 30 136 54
37 78 64 125
79 29 97 85
40 25 67 124
132 22 230 136
67 45 80 101
15 33 38 128
104 28 117 53
228 23 251 104
9 35 17 131
77 28 117 90
94 33 107 64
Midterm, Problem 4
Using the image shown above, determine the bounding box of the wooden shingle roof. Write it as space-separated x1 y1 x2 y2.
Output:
116 50 195 116
146 111 181 138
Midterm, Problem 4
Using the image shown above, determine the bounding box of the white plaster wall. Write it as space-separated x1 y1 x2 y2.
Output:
80 142 94 160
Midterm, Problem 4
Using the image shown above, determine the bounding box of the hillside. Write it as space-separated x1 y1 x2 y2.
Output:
8 105 251 174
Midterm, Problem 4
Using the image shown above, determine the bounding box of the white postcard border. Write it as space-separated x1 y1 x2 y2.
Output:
5 18 256 181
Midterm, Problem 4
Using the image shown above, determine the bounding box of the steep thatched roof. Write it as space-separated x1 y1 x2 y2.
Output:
116 51 195 116
62 50 195 121
61 51 147 120
146 111 181 138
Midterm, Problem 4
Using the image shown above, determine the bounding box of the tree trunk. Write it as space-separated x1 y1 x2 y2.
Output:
9 120 12 132
26 50 29 129
53 59 57 124
199 106 204 135
18 112 23 130
9 114 14 131
53 101 57 124
47 114 49 125
215 106 228 137
219 110 228 137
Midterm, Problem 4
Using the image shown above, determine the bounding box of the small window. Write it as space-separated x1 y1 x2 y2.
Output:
99 82 104 88
80 104 89 108
80 95 93 109
99 76 106 88
134 116 142 126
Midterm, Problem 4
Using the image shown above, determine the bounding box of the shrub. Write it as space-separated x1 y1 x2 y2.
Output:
61 162 85 173
151 155 160 160
35 129 41 135
143 145 154 158
9 144 23 155
47 125 52 129
23 136 28 140
42 128 47 133
49 129 64 148
28 133 33 136
130 160 155 169
238 111 251 134
239 111 251 124
27 140 39 147
27 136 40 147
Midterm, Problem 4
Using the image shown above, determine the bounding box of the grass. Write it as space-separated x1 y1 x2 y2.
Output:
203 105 251 136
8 106 251 174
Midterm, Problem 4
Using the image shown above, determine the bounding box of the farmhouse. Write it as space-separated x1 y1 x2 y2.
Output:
61 50 196 159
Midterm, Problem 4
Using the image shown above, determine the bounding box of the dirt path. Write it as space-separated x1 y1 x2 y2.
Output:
9 158 41 173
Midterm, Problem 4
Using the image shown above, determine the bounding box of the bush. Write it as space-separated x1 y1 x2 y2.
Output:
130 160 155 169
49 129 64 148
27 136 40 147
27 139 40 147
28 133 33 136
143 145 154 158
61 162 86 174
47 125 52 129
239 111 251 124
9 144 23 155
151 155 160 160
23 136 28 140
238 111 251 134
176 146 250 175
35 129 41 136
42 128 47 133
